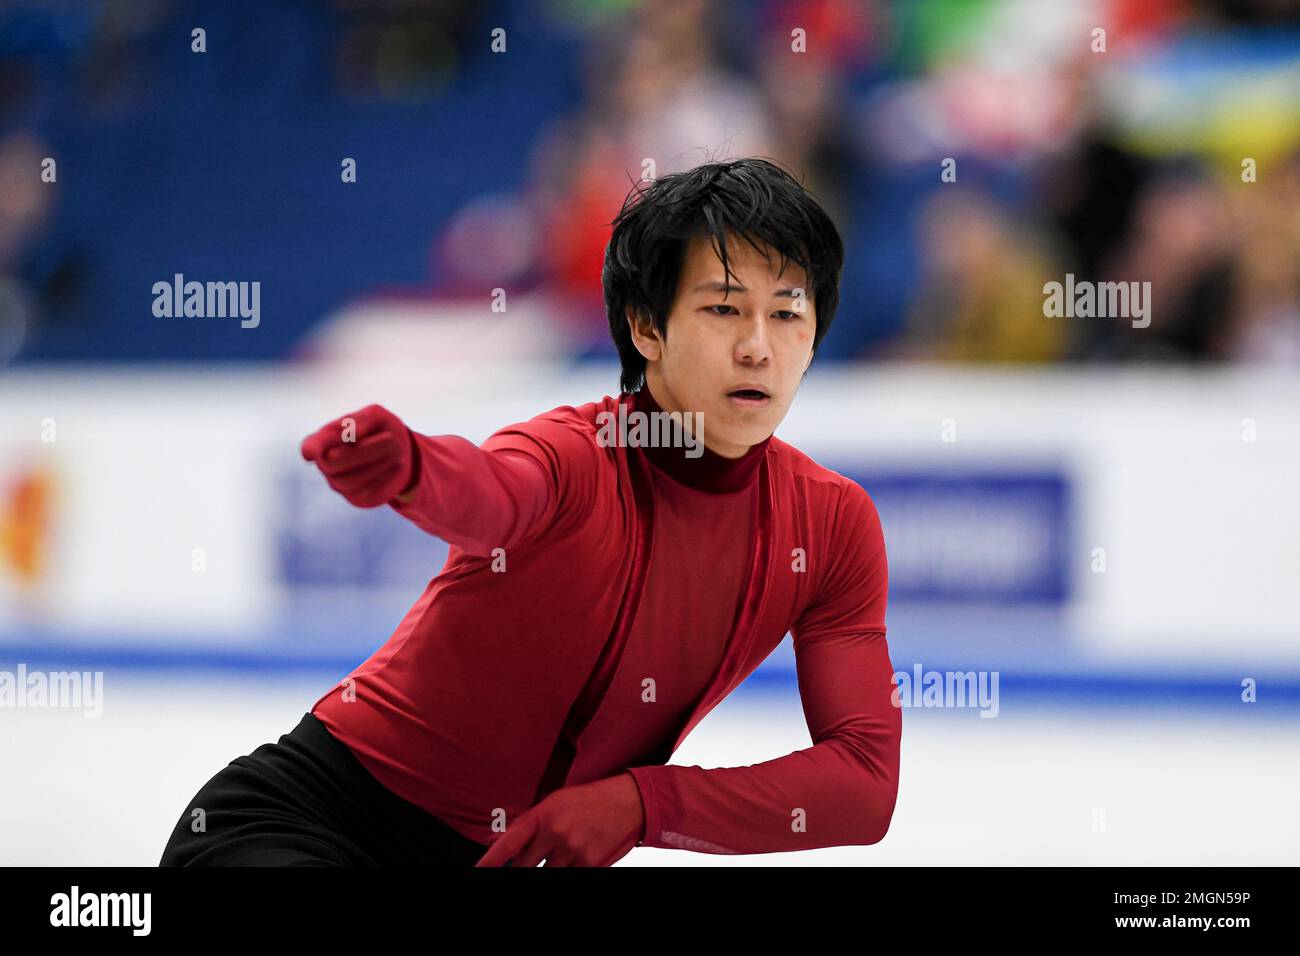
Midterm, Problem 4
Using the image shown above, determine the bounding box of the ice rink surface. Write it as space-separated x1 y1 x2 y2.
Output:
2 670 1294 867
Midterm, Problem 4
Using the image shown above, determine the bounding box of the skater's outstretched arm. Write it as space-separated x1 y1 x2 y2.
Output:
301 403 602 557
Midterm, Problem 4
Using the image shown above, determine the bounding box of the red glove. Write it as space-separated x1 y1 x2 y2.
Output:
300 404 420 508
473 773 645 867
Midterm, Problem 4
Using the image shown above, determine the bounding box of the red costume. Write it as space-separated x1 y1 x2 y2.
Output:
311 384 901 854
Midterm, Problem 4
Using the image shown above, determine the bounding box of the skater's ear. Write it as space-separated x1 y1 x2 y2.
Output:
627 305 664 362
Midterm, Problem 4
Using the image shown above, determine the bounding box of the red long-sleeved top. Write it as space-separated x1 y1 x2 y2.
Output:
310 385 901 855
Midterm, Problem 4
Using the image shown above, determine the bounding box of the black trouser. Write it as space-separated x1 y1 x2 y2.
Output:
160 712 489 866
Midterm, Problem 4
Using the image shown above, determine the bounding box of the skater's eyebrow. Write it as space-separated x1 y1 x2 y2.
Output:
691 280 803 298
692 280 748 294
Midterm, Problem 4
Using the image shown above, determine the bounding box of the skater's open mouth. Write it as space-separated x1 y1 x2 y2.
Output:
727 386 770 400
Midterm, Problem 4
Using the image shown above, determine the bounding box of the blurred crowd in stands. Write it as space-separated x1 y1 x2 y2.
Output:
2 0 1299 367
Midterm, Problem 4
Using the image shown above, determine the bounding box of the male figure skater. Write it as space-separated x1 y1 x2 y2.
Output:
160 157 900 867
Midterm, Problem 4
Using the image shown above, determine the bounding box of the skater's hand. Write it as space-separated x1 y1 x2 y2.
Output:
474 772 645 867
300 404 418 508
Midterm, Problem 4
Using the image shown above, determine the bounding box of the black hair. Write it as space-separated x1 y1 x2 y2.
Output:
602 157 845 394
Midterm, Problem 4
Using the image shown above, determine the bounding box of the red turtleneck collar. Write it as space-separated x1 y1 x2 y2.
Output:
623 384 771 494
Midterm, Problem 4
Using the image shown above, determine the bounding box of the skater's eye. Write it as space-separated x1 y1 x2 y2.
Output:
706 304 800 320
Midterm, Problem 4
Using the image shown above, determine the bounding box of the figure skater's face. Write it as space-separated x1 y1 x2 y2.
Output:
629 232 816 458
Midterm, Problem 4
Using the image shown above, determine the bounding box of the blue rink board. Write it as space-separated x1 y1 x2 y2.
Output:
0 638 1296 710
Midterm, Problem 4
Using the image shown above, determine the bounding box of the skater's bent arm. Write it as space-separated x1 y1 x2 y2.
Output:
624 628 899 854
624 483 900 855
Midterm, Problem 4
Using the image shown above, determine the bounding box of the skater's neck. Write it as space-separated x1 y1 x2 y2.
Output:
625 384 769 494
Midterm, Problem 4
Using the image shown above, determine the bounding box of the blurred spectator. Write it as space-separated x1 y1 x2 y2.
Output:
1084 165 1237 361
893 188 1069 363
1224 151 1300 363
0 130 59 363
